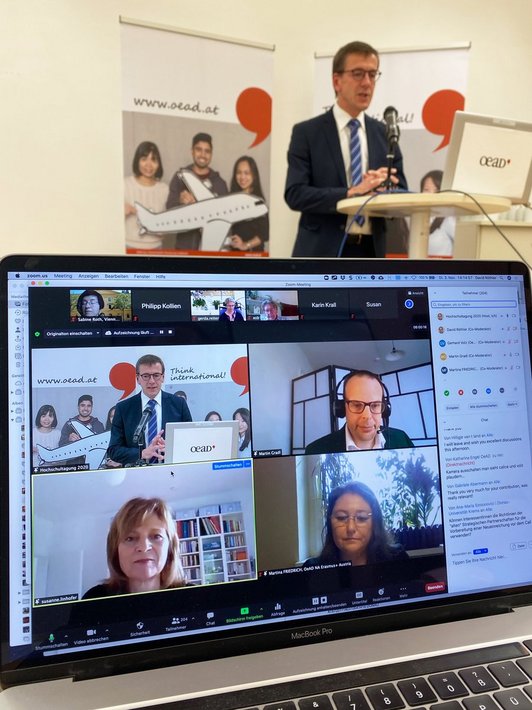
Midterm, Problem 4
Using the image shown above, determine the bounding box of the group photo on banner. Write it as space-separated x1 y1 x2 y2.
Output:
121 20 273 257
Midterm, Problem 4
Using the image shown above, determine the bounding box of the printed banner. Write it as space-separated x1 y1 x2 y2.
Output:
121 21 273 257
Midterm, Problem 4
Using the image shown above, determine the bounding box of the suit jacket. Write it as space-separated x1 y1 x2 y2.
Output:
305 424 413 455
108 391 192 465
285 109 407 258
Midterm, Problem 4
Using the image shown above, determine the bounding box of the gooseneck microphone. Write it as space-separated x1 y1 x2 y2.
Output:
133 404 152 446
383 106 400 146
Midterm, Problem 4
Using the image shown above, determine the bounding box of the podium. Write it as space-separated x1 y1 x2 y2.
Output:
337 192 512 258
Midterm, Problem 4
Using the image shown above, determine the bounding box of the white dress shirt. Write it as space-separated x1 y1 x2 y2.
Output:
333 103 369 187
333 103 371 235
345 425 386 451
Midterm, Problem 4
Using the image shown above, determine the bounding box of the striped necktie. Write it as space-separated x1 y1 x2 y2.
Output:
348 118 362 187
147 398 157 451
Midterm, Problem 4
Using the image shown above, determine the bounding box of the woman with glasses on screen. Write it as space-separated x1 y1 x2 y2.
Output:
305 481 407 567
218 297 244 322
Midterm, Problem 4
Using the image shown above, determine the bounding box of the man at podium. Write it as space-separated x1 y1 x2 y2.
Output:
285 40 407 259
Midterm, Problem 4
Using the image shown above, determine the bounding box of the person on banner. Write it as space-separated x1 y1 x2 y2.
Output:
108 354 192 466
221 156 268 253
105 406 116 431
124 141 169 251
59 394 105 446
284 40 407 258
32 404 61 468
57 394 105 467
233 407 251 457
421 170 456 257
305 370 413 454
166 132 228 250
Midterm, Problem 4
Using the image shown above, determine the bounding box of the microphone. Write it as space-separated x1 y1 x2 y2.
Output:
132 404 152 446
383 106 400 146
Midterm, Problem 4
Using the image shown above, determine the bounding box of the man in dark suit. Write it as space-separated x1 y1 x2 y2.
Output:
108 354 192 466
285 40 407 258
305 370 413 455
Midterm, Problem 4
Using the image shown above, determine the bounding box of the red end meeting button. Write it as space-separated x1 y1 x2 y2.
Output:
425 582 446 594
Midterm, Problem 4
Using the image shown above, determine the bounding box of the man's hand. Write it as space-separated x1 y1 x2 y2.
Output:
179 190 196 205
142 430 165 462
347 168 398 197
230 235 247 251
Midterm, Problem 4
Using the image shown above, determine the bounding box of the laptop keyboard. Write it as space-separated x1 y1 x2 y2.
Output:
137 640 532 710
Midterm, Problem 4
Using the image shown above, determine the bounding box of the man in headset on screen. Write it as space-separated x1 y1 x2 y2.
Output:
305 370 413 455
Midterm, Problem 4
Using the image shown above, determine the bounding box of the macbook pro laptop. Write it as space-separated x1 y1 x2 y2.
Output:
2 254 532 709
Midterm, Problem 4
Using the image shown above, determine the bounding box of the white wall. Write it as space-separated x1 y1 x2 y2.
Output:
2 0 531 260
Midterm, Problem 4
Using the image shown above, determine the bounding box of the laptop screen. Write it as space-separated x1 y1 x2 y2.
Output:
2 254 532 685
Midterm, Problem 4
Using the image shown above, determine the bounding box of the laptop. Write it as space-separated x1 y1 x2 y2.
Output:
441 110 532 204
2 254 532 709
165 420 240 464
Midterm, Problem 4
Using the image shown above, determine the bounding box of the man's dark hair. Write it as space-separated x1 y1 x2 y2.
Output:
78 394 93 405
332 41 379 74
136 354 165 374
192 132 212 148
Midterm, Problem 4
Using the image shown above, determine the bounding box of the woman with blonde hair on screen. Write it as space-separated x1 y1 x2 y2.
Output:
83 497 186 598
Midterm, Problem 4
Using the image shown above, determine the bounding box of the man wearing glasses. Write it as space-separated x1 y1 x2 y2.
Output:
108 354 192 465
305 370 413 454
285 40 407 259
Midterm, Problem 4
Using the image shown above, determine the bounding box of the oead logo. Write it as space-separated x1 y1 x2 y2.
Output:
479 155 511 168
190 444 216 453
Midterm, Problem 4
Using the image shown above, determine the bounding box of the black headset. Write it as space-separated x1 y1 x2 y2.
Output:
333 369 391 425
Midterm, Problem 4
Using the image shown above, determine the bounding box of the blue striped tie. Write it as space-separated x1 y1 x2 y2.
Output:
349 118 362 187
147 399 157 462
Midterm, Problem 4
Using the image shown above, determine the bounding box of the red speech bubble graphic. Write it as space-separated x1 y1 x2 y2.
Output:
109 362 137 400
236 87 272 147
230 356 249 395
422 89 465 151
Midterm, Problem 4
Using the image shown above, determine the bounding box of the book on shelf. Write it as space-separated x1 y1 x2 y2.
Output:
222 518 242 533
200 516 222 535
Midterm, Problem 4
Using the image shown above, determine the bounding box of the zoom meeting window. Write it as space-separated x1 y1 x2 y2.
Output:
7 268 532 658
